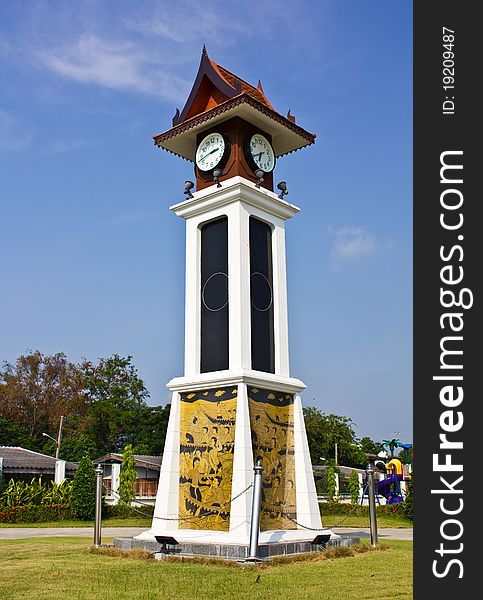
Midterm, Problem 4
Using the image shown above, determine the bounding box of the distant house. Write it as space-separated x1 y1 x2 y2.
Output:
0 446 77 483
93 453 162 504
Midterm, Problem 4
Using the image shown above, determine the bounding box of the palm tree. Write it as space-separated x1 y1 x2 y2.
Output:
382 438 401 458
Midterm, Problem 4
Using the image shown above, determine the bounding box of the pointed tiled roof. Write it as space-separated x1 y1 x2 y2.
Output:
154 47 315 162
213 63 274 110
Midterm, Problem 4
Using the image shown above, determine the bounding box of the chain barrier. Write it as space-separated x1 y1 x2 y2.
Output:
280 482 369 531
102 472 371 531
101 482 253 523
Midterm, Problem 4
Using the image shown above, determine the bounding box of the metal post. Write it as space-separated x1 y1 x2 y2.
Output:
247 459 264 561
366 464 378 546
94 464 103 548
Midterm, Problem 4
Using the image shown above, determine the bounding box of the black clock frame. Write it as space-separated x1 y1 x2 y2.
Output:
195 133 231 173
243 133 277 174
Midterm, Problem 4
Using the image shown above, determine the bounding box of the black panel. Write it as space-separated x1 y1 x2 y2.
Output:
201 217 229 373
249 217 275 373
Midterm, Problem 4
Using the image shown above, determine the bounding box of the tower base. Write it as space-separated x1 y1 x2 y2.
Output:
113 529 357 562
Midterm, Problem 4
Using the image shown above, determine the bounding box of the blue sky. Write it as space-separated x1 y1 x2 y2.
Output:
0 1 412 444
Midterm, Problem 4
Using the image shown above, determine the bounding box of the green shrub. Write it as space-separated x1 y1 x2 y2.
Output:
104 504 154 519
402 476 413 520
44 480 73 504
319 501 407 518
326 467 338 502
0 478 73 508
118 444 137 506
348 471 361 505
0 504 75 524
71 455 96 520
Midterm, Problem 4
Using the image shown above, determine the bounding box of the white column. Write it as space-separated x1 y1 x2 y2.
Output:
229 383 254 542
54 460 66 485
272 222 290 377
111 463 121 505
228 202 251 371
151 390 181 533
293 393 322 529
184 219 201 377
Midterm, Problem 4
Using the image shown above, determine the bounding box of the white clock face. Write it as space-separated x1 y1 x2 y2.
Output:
249 134 275 172
196 133 226 171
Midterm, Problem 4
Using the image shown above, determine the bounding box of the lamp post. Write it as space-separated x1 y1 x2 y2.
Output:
42 415 65 459
366 464 378 547
247 459 264 561
94 464 103 548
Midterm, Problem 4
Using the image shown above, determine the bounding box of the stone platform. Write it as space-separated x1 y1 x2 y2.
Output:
113 534 360 561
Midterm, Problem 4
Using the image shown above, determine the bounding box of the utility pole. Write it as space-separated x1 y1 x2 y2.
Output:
334 441 338 466
55 416 65 460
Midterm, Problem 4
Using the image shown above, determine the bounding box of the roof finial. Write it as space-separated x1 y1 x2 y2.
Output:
202 44 208 57
172 107 181 126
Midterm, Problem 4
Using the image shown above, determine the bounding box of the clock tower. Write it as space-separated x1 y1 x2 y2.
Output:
138 48 332 551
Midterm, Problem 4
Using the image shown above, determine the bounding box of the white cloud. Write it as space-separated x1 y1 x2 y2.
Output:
38 34 190 102
330 226 376 264
5 0 325 105
126 2 251 45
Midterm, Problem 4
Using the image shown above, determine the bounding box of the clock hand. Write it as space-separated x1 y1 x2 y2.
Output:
253 151 265 160
199 147 219 162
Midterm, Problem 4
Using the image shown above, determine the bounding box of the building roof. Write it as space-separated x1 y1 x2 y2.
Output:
313 465 366 477
0 446 77 472
153 47 316 162
93 453 162 470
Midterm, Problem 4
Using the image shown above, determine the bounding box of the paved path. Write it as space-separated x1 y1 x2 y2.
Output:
0 527 146 540
0 526 412 541
333 527 413 541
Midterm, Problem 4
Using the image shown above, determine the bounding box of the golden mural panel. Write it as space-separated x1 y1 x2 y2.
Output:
179 386 237 531
248 387 297 531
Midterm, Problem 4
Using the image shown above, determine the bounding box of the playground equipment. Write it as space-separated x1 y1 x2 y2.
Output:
372 437 413 504
375 458 404 504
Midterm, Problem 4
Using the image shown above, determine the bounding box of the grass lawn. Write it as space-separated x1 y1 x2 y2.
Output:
320 504 413 529
321 513 412 528
0 507 412 529
0 536 413 600
0 517 151 528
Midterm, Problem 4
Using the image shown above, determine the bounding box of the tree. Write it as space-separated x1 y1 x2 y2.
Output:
358 436 384 456
1 351 159 457
118 444 136 506
326 467 337 502
303 407 327 464
71 455 96 520
0 417 40 451
42 433 98 462
303 407 368 468
81 355 149 453
0 352 85 444
128 405 171 455
348 471 361 505
382 438 401 458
